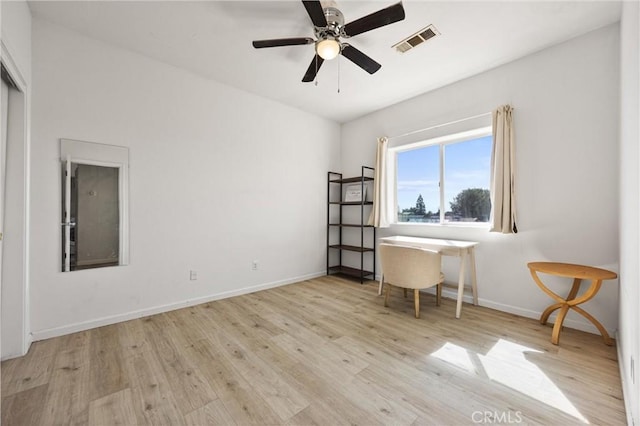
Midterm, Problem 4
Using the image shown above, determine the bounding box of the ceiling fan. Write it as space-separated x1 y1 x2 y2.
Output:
252 1 406 82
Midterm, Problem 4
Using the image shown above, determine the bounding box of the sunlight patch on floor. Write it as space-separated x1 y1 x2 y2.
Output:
431 339 589 423
431 342 477 374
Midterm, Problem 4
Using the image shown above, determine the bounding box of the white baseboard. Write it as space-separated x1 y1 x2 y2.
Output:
389 276 617 337
474 297 615 336
30 271 325 342
31 271 615 343
616 331 635 426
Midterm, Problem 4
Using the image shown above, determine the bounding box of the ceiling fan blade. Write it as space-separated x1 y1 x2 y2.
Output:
343 2 405 37
302 1 327 27
341 44 381 74
302 54 325 82
252 38 314 49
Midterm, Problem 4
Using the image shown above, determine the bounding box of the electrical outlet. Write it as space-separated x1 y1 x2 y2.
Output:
190 270 197 280
251 261 259 271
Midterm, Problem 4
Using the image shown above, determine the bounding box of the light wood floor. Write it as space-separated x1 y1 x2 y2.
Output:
1 276 626 425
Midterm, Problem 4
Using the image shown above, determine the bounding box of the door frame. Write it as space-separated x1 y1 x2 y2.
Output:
1 40 31 358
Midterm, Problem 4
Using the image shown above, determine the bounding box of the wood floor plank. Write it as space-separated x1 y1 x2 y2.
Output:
286 403 352 426
210 328 309 421
255 349 386 426
254 289 348 342
165 307 211 348
358 365 478 424
1 384 49 426
269 320 369 377
184 399 237 426
40 345 91 425
140 314 218 415
125 349 186 425
118 314 152 359
1 276 626 425
89 324 129 401
201 297 286 352
1 338 59 397
183 338 283 425
87 388 137 426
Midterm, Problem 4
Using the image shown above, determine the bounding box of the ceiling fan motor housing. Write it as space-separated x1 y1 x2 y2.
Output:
316 7 345 39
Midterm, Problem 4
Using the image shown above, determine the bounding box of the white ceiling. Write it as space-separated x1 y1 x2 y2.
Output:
28 1 621 123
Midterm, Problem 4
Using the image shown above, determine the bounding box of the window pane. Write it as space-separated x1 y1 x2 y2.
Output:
396 145 440 223
444 135 492 223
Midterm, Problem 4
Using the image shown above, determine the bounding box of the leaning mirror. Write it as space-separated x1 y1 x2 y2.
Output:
60 139 129 271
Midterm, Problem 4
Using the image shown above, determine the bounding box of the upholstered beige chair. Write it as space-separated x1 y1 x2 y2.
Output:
379 243 443 318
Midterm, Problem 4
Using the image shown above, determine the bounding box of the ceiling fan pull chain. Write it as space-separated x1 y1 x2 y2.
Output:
337 54 341 93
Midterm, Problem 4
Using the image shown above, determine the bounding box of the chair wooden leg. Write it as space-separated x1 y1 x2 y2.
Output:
384 284 391 307
414 289 420 318
403 288 408 298
436 283 442 306
378 275 384 296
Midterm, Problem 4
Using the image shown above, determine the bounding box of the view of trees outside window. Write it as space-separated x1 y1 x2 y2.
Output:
396 135 492 223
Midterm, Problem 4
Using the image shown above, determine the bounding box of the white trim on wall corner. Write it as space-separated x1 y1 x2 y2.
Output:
616 331 635 426
29 271 326 343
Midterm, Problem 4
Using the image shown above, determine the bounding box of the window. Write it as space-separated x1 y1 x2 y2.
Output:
392 127 492 225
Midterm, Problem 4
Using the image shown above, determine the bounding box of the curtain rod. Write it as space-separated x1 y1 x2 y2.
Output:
387 111 493 140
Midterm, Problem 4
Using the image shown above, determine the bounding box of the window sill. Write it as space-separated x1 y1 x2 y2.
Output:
392 221 490 229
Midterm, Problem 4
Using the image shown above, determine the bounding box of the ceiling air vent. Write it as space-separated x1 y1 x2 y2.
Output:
393 24 440 53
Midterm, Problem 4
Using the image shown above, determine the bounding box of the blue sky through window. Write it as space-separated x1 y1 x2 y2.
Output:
397 135 492 214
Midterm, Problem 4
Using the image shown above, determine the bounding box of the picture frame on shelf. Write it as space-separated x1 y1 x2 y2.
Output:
344 184 366 202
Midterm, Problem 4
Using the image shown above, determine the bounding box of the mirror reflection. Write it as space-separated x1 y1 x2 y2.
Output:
60 139 129 272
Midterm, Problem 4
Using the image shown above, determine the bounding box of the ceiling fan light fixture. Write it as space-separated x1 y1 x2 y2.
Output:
316 38 341 60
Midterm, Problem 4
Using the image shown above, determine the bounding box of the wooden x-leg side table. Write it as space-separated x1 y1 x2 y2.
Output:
527 262 617 346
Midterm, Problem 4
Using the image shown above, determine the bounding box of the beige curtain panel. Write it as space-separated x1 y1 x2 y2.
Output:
490 105 518 233
368 137 392 228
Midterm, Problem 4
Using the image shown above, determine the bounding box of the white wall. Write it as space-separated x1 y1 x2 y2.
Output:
341 25 620 335
29 19 340 339
618 2 640 424
1 0 32 359
1 0 31 80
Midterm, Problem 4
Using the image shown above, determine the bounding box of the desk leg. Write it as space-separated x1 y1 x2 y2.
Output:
456 250 467 319
566 278 582 301
540 302 563 325
567 279 613 346
469 247 478 306
542 279 582 325
552 304 571 345
572 305 614 346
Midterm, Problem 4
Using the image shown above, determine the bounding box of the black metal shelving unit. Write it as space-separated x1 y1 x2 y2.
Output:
327 166 376 283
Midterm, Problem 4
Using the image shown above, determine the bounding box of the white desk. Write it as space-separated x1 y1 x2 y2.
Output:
379 236 479 318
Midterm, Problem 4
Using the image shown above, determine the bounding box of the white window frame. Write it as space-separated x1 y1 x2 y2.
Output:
389 126 493 227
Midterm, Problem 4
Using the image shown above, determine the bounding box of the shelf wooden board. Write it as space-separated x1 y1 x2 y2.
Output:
328 265 374 279
328 223 374 228
329 244 374 253
329 176 374 184
328 201 374 205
